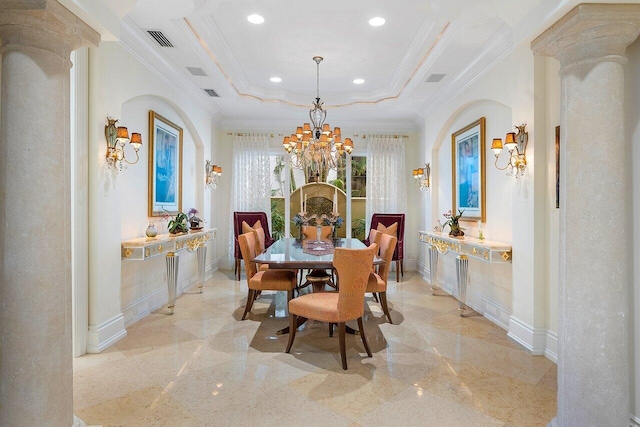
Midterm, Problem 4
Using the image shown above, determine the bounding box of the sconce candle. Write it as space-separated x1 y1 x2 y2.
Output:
205 160 222 190
105 117 142 172
412 163 430 192
492 124 528 178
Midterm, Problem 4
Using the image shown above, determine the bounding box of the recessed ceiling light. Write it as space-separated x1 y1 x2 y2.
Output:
270 77 282 83
247 14 264 24
353 79 365 85
369 17 385 27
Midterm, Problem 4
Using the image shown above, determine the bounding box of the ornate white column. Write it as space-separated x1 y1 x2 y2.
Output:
532 5 640 426
0 2 99 426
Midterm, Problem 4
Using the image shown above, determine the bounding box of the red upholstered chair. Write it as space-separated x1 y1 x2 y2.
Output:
238 232 297 320
286 244 377 370
364 213 405 282
233 212 275 281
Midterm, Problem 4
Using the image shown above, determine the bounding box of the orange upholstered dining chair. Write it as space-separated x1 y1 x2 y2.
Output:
367 233 398 324
286 244 377 370
238 232 297 320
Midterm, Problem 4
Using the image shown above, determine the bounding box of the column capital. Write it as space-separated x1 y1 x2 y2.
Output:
0 0 99 62
531 3 640 71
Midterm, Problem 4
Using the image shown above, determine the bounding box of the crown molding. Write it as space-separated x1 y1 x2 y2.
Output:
417 23 514 118
119 17 220 117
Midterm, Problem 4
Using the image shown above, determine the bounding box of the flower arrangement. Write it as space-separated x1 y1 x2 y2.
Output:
187 208 202 229
320 212 344 228
443 209 465 237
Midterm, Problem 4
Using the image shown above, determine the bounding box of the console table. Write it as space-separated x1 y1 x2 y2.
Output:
121 228 216 314
419 231 512 316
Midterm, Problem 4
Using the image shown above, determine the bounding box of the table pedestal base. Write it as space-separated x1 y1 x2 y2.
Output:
166 252 179 315
428 247 439 295
455 255 469 317
196 245 207 293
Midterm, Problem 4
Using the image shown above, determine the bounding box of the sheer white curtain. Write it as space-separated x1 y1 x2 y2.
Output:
366 135 407 227
227 134 271 264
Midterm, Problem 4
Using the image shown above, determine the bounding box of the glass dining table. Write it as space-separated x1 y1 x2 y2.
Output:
253 237 383 334
253 237 383 270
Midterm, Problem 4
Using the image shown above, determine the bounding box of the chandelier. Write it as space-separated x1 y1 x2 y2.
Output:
282 56 353 171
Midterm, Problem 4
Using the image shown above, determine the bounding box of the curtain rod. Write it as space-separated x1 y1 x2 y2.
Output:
227 132 409 139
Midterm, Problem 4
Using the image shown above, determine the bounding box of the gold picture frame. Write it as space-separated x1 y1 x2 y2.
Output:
148 111 183 217
451 117 486 222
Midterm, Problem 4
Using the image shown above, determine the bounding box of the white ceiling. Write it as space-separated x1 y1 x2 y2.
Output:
71 0 591 130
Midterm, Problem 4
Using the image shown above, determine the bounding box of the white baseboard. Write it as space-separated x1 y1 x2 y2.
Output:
630 414 640 427
86 313 126 353
545 331 558 363
507 316 552 357
122 287 166 327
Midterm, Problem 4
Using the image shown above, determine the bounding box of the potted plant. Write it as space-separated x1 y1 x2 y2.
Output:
443 209 465 237
164 210 189 234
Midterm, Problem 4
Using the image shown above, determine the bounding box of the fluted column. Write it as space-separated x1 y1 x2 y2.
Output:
532 4 640 426
0 2 99 426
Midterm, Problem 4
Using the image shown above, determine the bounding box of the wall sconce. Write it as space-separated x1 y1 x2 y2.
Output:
205 160 222 190
104 117 142 171
491 123 528 177
412 163 430 191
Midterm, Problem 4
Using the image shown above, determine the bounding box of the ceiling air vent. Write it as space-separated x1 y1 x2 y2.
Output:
186 67 207 77
146 30 174 48
425 73 446 83
204 89 219 97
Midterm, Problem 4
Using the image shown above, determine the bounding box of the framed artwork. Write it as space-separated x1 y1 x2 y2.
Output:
555 125 560 209
451 117 486 222
148 111 183 216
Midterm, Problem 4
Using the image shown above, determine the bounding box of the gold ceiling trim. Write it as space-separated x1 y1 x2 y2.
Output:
184 18 450 109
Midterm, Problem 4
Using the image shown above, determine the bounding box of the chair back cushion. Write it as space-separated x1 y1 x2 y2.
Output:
376 222 398 237
334 244 377 321
242 220 266 253
301 225 332 240
238 232 258 279
376 234 398 283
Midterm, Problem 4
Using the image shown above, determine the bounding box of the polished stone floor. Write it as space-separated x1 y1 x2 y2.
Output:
74 270 556 426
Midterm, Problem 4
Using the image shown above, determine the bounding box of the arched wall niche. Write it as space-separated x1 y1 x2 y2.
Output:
119 94 207 239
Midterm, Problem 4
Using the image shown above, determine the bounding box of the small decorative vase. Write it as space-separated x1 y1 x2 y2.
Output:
146 222 158 238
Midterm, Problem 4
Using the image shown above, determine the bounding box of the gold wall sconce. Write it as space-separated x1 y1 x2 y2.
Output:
104 117 142 171
491 123 528 178
412 163 430 191
205 160 222 190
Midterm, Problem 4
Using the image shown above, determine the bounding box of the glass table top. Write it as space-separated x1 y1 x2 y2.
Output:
253 238 382 268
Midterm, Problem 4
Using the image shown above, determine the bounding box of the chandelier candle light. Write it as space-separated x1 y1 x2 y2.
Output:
283 57 353 172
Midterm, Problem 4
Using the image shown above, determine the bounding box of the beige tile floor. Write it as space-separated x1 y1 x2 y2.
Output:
74 270 557 427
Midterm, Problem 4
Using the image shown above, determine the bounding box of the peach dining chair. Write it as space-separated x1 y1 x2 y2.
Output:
286 244 377 370
233 212 275 281
238 232 297 320
301 225 332 240
367 233 398 324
